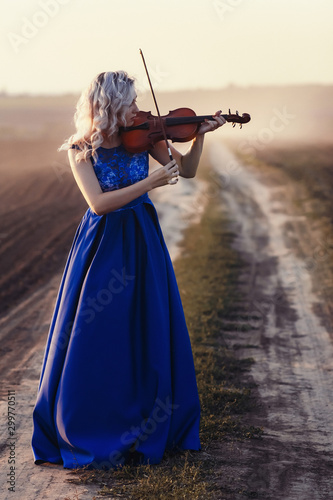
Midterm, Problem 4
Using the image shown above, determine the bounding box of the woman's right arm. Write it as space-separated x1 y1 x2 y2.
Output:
68 149 179 216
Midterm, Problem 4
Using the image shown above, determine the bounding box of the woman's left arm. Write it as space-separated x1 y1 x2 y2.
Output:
149 110 226 178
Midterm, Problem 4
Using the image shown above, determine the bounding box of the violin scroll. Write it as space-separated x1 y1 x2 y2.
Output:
226 108 251 129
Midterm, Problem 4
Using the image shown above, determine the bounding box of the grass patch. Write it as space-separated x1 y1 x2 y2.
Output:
173 182 262 448
66 452 218 499
65 159 263 499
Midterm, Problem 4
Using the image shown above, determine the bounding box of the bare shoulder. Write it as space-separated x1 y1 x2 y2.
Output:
68 148 92 170
67 147 75 162
68 146 82 161
68 148 80 171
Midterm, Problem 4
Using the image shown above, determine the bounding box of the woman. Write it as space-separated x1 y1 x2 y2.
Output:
31 71 226 469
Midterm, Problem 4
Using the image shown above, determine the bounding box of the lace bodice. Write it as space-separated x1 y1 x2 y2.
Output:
71 144 149 192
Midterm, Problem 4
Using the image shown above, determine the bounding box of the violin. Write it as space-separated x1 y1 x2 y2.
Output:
121 49 251 159
120 107 251 153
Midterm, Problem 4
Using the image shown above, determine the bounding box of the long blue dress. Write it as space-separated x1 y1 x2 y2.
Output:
31 144 201 469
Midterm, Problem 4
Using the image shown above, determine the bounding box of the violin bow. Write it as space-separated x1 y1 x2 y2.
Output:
139 49 174 162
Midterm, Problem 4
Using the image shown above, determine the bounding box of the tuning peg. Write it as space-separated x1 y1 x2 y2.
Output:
229 108 231 115
232 122 236 128
236 110 239 116
240 123 242 129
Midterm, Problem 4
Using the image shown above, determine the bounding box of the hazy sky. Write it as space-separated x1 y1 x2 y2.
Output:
2 0 333 95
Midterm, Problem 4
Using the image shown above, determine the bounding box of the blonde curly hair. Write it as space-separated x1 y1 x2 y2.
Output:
59 71 136 162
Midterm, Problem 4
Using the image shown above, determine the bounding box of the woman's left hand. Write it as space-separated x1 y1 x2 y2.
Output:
197 110 227 135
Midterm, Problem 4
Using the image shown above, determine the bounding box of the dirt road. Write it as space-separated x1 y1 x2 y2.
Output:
1 141 333 499
208 142 333 499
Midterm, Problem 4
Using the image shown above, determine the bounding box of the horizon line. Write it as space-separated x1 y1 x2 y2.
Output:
1 81 333 98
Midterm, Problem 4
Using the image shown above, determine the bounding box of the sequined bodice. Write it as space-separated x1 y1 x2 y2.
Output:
91 145 148 192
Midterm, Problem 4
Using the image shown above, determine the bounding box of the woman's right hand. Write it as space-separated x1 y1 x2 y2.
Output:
148 159 180 189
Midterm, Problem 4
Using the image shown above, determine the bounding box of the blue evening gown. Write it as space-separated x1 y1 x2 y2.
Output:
31 144 201 469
